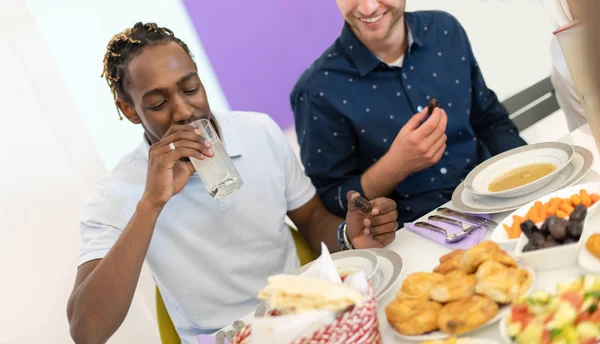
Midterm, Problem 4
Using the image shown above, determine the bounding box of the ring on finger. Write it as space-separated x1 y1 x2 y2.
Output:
169 142 176 151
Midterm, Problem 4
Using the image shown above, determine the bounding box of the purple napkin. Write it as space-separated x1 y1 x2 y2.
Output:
404 213 491 249
198 335 230 344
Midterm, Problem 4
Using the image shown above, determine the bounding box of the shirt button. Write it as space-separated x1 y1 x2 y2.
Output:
417 105 424 112
440 167 448 175
431 177 436 182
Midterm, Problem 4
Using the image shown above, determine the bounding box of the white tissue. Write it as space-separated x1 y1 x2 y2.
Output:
298 243 342 283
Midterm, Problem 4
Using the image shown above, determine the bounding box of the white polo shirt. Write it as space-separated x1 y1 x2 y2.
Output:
79 111 316 344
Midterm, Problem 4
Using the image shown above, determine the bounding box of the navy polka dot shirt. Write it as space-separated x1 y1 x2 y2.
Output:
291 11 526 223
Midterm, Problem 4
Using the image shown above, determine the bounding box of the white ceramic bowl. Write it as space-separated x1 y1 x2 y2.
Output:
295 249 379 280
465 142 574 198
512 183 600 270
492 182 600 252
514 233 581 271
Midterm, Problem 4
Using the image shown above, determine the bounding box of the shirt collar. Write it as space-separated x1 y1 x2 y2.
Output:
139 113 243 160
340 11 423 76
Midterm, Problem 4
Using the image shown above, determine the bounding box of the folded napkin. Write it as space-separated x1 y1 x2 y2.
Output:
404 213 491 249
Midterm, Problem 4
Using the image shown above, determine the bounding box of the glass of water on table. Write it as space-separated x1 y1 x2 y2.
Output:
189 118 243 199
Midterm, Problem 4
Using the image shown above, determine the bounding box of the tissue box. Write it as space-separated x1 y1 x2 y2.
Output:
231 282 381 344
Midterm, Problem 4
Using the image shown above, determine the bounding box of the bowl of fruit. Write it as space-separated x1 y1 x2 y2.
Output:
500 275 600 344
492 186 600 252
514 203 588 271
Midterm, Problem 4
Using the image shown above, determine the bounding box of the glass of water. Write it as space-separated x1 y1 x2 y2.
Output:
189 118 243 199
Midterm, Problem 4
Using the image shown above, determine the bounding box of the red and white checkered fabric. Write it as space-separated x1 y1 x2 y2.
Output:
232 283 381 344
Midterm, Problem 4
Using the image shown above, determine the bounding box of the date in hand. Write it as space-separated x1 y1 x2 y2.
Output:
427 98 439 116
353 196 373 213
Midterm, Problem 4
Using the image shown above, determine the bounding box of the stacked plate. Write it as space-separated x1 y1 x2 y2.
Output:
452 142 594 215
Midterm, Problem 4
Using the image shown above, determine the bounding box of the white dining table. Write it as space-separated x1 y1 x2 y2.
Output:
222 123 600 343
377 123 600 343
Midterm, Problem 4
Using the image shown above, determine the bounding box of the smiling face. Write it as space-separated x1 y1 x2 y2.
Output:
117 42 211 144
336 0 406 44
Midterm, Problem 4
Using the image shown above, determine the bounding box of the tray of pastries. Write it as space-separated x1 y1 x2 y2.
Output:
385 241 534 341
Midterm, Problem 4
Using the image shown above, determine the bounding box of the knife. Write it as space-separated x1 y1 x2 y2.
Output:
437 207 499 229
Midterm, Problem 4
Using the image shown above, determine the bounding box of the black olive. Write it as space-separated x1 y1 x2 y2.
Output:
548 217 568 241
523 242 537 252
520 220 538 239
570 204 588 223
539 218 551 236
530 231 546 247
541 237 559 249
563 237 579 245
567 221 584 240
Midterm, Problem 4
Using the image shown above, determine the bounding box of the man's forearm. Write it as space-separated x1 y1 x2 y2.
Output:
361 154 408 199
67 199 163 344
308 211 344 254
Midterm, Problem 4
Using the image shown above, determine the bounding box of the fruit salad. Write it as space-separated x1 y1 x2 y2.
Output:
506 276 600 344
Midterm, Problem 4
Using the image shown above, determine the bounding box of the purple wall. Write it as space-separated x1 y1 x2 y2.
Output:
182 0 344 129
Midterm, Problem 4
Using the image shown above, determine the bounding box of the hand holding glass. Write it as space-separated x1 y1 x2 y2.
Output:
189 119 243 199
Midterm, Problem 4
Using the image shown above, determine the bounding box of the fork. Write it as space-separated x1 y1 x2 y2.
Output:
428 215 480 234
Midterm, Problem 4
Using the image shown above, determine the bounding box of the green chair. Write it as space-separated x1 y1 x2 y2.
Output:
155 227 318 343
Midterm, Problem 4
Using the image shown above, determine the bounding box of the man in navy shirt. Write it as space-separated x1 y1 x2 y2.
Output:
290 1 526 224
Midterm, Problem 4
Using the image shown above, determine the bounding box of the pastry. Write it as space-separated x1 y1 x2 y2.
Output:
434 249 466 274
396 272 443 300
475 260 532 304
488 249 518 268
257 275 363 314
437 295 499 334
586 233 600 259
459 241 517 273
430 270 476 303
385 298 442 335
460 241 501 273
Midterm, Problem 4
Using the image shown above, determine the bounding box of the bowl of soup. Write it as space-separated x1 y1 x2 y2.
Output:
464 142 574 198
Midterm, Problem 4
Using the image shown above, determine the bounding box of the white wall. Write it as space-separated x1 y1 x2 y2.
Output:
26 0 230 171
0 2 159 343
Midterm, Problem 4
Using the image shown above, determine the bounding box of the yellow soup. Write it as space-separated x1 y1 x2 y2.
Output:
488 163 557 192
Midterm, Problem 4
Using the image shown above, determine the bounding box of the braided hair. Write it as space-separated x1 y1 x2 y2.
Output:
101 22 195 120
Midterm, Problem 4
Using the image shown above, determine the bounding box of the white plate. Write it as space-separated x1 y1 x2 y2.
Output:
393 267 536 342
295 249 379 280
579 203 600 273
465 142 574 198
422 339 501 344
498 312 513 344
366 248 403 300
453 146 593 214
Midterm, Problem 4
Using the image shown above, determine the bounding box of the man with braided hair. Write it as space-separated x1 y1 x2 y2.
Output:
67 22 398 344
